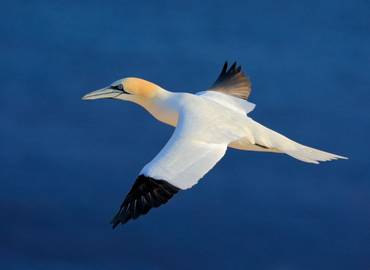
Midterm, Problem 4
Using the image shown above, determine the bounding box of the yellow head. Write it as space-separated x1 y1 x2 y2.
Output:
122 78 159 98
82 77 161 100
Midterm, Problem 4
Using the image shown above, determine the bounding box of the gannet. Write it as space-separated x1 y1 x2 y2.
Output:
82 62 347 228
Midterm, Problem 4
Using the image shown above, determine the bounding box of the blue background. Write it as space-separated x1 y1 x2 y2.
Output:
1 0 369 269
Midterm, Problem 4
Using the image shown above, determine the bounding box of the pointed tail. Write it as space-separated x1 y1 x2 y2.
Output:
283 143 347 164
235 119 348 164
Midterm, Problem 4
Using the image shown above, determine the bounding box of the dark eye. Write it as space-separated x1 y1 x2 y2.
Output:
112 84 123 90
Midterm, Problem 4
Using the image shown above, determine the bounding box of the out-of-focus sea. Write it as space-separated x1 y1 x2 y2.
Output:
1 1 369 269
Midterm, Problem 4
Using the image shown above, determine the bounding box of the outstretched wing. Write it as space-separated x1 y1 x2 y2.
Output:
111 175 180 228
111 98 245 227
208 61 252 100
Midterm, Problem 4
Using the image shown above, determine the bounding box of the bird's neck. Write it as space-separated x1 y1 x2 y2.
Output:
117 88 179 126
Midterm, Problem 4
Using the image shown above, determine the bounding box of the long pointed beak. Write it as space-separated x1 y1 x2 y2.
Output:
82 87 123 100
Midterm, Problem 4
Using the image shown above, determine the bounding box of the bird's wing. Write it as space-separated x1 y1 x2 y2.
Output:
208 61 252 100
196 90 256 115
111 100 244 227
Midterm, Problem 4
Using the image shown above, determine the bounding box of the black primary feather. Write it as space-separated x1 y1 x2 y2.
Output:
111 175 180 228
209 61 252 100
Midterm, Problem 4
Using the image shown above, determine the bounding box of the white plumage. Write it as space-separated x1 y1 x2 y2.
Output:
82 62 347 228
141 92 246 189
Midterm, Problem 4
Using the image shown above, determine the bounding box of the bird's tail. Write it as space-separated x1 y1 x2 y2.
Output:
234 119 348 164
282 142 347 164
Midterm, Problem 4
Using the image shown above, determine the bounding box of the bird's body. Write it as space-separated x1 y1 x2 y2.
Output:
82 62 347 228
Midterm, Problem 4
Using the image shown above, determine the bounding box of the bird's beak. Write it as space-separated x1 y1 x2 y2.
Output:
82 87 124 100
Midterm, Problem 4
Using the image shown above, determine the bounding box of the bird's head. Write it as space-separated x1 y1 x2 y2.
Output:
82 77 161 101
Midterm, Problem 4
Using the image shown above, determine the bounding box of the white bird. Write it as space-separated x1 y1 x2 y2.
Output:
82 62 347 228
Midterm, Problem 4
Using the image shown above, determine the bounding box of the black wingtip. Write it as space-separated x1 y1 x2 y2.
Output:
229 61 237 71
110 175 180 229
214 61 241 82
111 221 119 229
221 61 242 74
219 61 228 77
209 61 252 100
111 214 123 229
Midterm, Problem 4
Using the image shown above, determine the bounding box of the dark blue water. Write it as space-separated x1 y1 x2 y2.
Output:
1 1 369 269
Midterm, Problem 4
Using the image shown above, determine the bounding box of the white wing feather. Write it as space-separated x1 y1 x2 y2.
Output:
197 91 255 114
197 91 347 163
141 94 246 189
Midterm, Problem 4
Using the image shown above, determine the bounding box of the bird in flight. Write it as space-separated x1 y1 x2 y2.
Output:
82 62 347 228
